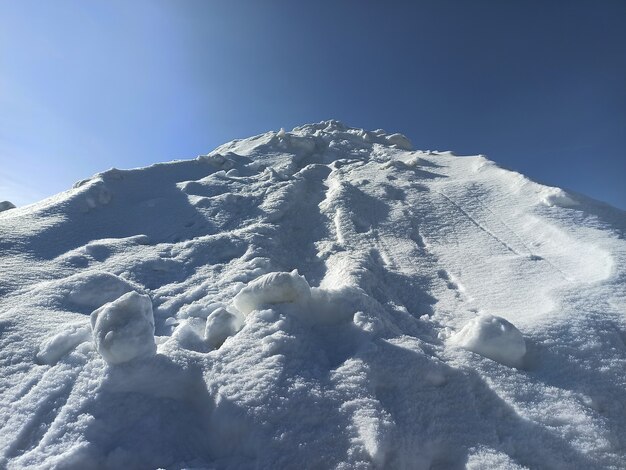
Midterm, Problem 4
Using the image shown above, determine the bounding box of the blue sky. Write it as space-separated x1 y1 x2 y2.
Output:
1 1 625 209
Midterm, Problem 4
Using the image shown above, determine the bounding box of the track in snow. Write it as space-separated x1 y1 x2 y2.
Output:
0 121 625 469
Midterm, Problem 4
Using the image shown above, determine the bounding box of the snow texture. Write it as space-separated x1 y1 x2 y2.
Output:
0 120 625 469
204 307 243 349
36 324 91 366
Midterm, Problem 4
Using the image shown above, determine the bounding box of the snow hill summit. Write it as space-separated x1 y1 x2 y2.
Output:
0 120 625 469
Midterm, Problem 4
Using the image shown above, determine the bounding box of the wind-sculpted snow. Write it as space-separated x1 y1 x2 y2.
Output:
0 120 625 469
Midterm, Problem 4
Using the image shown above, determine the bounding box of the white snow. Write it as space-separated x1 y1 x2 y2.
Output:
67 271 135 310
36 324 91 365
233 270 312 315
449 314 527 367
204 307 243 349
0 120 625 469
90 291 157 364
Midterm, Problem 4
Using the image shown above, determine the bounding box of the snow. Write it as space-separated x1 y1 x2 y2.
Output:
449 314 527 367
36 324 91 365
90 291 157 365
0 120 625 469
204 307 243 349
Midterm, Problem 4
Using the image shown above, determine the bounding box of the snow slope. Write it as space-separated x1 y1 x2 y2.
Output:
0 120 625 469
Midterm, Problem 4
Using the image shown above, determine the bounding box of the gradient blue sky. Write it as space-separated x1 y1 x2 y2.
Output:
1 1 625 209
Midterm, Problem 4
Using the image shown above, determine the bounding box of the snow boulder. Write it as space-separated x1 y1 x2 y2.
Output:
233 270 311 315
170 317 207 352
90 291 157 365
449 314 526 368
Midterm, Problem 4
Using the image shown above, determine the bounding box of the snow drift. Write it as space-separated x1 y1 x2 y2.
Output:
0 120 625 469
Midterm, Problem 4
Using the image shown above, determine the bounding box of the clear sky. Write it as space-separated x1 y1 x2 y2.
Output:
1 0 625 209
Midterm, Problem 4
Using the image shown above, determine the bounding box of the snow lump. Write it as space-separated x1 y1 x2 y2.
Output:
90 291 157 365
233 270 312 315
449 314 526 368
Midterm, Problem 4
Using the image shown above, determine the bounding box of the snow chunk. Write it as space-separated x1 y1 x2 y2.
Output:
233 270 311 315
90 291 156 365
540 187 578 208
0 201 16 212
205 307 243 349
449 314 526 368
36 324 91 365
386 133 413 150
170 317 207 351
200 152 235 170
233 270 362 327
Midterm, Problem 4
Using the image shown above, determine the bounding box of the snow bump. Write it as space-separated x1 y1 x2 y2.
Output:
449 314 527 368
233 270 312 316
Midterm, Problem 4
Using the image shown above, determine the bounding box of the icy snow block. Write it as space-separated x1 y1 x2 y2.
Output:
233 270 311 315
90 291 157 365
450 314 526 368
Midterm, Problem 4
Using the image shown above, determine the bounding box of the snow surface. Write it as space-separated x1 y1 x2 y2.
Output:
0 120 625 469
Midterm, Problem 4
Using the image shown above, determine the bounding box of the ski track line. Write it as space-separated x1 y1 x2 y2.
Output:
436 190 521 256
471 193 573 282
436 190 571 282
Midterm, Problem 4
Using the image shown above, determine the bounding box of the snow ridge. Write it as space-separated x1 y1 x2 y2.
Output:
0 120 625 469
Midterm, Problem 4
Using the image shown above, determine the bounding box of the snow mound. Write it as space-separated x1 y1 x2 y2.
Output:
233 270 359 327
386 132 413 150
205 307 243 349
449 314 526 368
36 324 91 365
233 270 312 315
170 317 208 351
1 120 625 469
67 271 135 310
90 291 157 364
540 187 579 208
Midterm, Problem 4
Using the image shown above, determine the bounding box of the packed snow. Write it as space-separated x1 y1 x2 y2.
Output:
448 314 527 368
0 120 625 469
90 291 157 365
